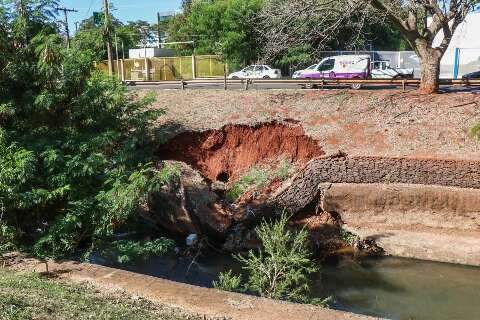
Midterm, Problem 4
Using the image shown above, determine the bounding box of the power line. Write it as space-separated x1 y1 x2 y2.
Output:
85 0 96 18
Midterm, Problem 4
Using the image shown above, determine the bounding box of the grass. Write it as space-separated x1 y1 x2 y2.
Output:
0 269 192 320
225 160 293 202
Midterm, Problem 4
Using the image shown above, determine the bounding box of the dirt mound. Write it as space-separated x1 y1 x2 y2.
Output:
157 121 324 181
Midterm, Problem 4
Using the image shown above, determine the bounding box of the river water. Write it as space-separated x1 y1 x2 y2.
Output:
93 253 480 320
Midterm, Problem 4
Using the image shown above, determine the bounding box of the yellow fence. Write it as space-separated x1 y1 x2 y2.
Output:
96 55 226 81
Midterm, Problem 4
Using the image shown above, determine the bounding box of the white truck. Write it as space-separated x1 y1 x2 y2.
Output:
370 60 414 79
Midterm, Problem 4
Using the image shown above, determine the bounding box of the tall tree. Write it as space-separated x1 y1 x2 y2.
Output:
258 0 478 93
72 16 148 60
367 0 480 93
168 0 263 68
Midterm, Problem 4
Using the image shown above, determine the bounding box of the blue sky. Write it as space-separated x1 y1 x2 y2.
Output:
58 0 183 34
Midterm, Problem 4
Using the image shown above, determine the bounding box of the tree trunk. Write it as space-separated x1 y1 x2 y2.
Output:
419 58 441 94
417 47 442 94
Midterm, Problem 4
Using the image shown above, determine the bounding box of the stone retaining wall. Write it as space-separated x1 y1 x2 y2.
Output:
310 155 480 189
274 155 480 213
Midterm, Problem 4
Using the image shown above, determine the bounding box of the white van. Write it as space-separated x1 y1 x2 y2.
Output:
299 55 371 89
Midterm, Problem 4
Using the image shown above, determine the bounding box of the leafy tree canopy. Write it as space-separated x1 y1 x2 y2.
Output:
168 0 264 69
0 0 174 258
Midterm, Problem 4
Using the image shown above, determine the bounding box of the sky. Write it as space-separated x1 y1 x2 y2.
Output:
58 0 183 34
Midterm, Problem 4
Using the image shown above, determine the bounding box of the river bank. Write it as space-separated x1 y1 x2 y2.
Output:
4 251 480 320
0 267 194 320
1 253 378 320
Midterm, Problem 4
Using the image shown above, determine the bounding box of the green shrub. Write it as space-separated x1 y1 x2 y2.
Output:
235 213 318 302
213 270 242 292
339 229 359 246
213 212 330 305
274 159 292 181
226 161 292 202
0 2 176 258
97 238 175 265
226 167 270 202
470 123 480 140
0 222 17 254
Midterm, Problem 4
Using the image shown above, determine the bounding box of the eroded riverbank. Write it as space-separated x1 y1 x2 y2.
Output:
150 119 480 266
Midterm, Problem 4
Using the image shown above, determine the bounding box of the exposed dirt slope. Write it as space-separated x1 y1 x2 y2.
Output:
152 89 480 160
157 122 323 181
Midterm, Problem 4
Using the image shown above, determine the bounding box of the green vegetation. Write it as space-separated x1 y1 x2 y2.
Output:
214 213 328 306
168 0 263 69
339 229 359 246
470 123 480 140
0 1 175 259
226 160 292 202
72 9 158 61
97 238 175 265
0 269 190 320
167 0 411 71
212 269 243 292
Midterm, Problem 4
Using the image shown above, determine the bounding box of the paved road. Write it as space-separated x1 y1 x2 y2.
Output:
127 81 480 93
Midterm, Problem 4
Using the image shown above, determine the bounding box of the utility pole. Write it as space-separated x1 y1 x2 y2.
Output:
157 12 161 48
103 0 114 76
56 7 78 49
115 33 120 79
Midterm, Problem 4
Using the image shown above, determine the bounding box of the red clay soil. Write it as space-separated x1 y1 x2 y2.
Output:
157 121 324 181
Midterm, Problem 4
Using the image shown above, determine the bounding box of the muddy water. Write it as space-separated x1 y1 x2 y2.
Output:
313 257 480 320
93 253 480 320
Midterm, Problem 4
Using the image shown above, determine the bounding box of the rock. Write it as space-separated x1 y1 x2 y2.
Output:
211 181 227 192
146 161 233 237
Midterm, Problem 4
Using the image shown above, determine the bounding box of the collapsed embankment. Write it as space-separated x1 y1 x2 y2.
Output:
149 120 480 265
157 121 324 181
146 90 480 265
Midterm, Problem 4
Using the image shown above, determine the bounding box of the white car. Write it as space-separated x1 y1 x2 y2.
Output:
292 64 317 78
371 60 414 79
228 65 282 79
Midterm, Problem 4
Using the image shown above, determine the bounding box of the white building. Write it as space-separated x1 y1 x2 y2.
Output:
434 12 480 78
128 48 176 59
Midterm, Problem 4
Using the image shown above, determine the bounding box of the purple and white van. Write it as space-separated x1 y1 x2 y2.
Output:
299 55 371 80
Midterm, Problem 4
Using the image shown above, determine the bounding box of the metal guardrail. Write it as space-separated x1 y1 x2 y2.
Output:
125 78 480 90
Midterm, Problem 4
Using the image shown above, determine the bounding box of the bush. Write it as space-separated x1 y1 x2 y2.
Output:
0 222 16 254
226 161 292 202
235 213 318 303
212 212 329 305
213 270 242 292
339 229 359 246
